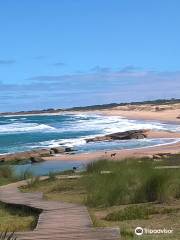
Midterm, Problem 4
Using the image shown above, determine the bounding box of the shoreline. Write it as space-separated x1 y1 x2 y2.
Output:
42 130 180 162
1 130 180 163
1 102 180 124
93 106 180 124
1 105 180 163
43 140 180 162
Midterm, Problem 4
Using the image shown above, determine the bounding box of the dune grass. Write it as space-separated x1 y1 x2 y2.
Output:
0 165 42 233
0 202 40 232
22 156 180 239
105 205 179 221
84 159 180 207
22 177 86 204
0 165 18 186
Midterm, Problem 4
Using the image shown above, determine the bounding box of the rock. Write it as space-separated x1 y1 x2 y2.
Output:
65 147 73 152
50 147 65 154
0 148 59 163
146 155 154 159
86 129 149 143
0 146 69 164
153 153 171 160
153 154 162 159
30 156 43 163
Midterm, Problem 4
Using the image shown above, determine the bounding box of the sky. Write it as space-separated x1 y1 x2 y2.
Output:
0 0 180 112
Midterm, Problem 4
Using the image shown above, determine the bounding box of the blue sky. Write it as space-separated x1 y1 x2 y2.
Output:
0 0 180 111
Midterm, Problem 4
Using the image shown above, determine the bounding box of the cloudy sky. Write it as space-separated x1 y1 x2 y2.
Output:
0 0 180 112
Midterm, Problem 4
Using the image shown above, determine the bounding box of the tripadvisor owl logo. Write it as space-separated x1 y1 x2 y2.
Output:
134 226 174 236
135 227 143 236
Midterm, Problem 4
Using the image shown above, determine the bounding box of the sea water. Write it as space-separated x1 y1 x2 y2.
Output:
0 113 180 175
0 113 180 154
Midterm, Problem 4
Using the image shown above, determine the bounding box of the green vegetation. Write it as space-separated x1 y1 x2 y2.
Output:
1 98 179 115
0 165 41 233
67 98 180 111
0 165 18 186
84 159 180 207
22 176 85 204
0 163 35 186
0 202 40 232
105 205 179 221
22 156 180 239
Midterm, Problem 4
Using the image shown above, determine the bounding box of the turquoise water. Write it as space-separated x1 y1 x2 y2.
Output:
0 113 179 155
1 113 180 175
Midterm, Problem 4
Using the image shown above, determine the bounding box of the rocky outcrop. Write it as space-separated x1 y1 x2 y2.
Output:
0 149 51 163
50 147 66 154
0 147 73 163
86 129 149 143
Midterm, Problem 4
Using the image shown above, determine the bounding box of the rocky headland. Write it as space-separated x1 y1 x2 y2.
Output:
86 129 149 143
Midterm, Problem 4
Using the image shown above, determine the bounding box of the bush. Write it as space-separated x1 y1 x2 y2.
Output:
0 165 14 179
105 205 179 222
83 159 180 207
0 165 18 186
26 176 40 188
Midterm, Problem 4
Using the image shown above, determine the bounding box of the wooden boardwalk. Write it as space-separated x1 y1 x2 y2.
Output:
0 181 120 240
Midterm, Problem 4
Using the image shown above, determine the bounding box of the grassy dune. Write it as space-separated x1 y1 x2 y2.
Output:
84 159 180 206
23 155 180 239
0 165 18 186
0 202 40 232
0 165 41 233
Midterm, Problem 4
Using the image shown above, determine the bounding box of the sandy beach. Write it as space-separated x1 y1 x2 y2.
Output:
43 129 180 162
43 141 180 162
88 103 180 123
41 103 179 162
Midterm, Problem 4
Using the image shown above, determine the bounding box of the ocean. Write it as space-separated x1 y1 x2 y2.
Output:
0 113 180 155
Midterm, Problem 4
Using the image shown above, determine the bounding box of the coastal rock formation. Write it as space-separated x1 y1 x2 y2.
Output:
0 149 48 163
50 147 66 154
86 129 149 143
0 147 72 163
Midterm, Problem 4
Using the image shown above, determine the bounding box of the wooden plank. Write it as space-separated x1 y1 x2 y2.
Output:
0 180 120 239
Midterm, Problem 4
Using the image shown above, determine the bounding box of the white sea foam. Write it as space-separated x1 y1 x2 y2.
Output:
0 123 55 133
65 114 180 134
1 113 180 154
38 137 87 148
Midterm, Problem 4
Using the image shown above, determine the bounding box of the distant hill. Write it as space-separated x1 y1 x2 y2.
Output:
0 98 180 116
67 98 180 111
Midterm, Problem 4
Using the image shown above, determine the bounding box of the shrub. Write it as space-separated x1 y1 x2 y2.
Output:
48 171 57 181
105 205 179 222
26 176 40 188
0 166 14 179
83 159 180 207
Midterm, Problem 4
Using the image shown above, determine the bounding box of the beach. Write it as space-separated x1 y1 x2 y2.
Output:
86 103 180 123
41 103 180 162
43 137 180 162
42 129 180 162
0 102 180 164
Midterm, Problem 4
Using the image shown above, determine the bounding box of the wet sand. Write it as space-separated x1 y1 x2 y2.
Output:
43 130 180 162
42 104 180 162
43 141 180 162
